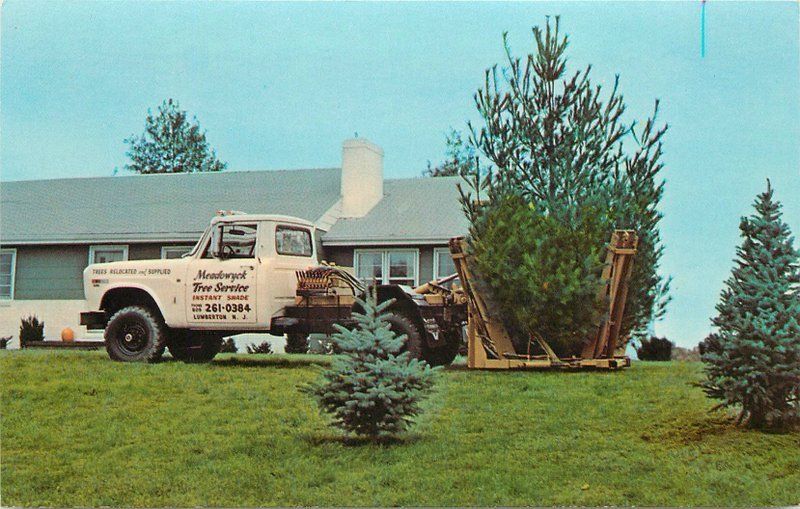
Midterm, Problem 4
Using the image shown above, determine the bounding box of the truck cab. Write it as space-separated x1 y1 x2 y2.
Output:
81 214 319 361
81 213 466 365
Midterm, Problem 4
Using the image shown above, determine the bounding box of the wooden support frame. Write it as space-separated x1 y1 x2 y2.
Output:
449 231 638 371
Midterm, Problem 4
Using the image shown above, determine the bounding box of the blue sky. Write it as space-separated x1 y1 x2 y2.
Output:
1 1 798 347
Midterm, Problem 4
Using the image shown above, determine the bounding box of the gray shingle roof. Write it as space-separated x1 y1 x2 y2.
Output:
322 176 468 245
1 168 341 244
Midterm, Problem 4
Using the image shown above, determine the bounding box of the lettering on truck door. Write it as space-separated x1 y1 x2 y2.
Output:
187 223 258 325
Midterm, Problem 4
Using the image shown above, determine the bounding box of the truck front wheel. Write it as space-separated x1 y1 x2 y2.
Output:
167 331 222 363
105 306 167 363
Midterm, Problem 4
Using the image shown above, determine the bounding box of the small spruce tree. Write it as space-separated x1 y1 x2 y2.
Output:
700 181 800 429
303 295 438 441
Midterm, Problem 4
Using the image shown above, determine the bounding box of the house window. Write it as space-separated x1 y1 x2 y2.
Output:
89 245 128 264
161 246 193 259
434 248 460 288
0 248 17 300
275 225 313 257
354 249 418 287
355 251 383 283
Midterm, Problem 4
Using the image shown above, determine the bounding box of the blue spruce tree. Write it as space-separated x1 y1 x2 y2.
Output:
304 295 438 441
701 181 800 429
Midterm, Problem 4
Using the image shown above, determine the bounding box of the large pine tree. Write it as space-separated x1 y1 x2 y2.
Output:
124 99 226 174
458 17 669 353
701 181 800 429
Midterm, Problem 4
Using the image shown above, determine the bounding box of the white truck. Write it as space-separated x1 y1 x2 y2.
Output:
81 213 466 365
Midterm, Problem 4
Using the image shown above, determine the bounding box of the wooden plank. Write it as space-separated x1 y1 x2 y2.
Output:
22 340 103 350
582 230 638 360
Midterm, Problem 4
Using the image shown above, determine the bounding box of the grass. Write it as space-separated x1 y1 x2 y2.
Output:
1 350 798 507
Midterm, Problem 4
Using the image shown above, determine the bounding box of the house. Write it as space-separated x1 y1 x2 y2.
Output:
0 138 468 347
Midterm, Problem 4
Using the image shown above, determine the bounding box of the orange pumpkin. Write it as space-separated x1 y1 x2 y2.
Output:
61 327 75 342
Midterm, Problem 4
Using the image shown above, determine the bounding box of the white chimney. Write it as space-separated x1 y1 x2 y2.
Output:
339 138 384 218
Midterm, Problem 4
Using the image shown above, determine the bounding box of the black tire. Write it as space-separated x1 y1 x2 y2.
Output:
105 306 167 363
167 331 222 363
285 333 309 354
423 329 462 367
385 313 424 361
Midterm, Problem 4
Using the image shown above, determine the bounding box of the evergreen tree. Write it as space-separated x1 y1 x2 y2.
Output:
636 336 673 361
472 194 607 356
303 295 438 441
459 17 669 352
124 99 226 174
700 181 800 429
423 130 477 177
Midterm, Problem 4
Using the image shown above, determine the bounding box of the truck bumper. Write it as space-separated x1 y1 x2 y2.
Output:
80 311 107 330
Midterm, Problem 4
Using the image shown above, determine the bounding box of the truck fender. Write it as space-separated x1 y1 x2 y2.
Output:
99 283 171 323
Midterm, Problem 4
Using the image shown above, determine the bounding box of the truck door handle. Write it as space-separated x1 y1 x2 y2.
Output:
241 265 255 271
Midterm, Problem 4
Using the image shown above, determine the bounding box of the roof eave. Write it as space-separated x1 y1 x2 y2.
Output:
1 233 204 245
321 237 460 247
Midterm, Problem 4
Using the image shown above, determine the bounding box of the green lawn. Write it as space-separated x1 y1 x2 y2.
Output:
1 350 798 507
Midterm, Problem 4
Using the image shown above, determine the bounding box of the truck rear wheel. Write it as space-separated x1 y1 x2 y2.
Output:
385 313 423 360
167 331 222 363
105 306 166 363
422 330 462 367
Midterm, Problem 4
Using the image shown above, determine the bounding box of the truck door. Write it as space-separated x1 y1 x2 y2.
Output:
186 222 259 326
269 224 315 315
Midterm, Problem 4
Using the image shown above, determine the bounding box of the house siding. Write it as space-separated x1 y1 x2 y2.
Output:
129 244 162 260
419 247 434 283
9 242 444 301
13 245 86 300
8 243 194 300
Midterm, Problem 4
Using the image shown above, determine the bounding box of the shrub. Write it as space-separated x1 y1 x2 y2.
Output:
285 334 309 354
19 315 44 344
636 336 673 361
220 337 237 353
246 341 273 355
700 182 800 429
302 295 438 441
0 336 10 349
671 346 701 362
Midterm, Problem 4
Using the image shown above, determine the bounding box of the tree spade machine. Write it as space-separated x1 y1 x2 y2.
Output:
419 229 639 370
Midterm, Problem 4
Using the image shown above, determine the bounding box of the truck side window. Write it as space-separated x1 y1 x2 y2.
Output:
275 226 312 257
203 224 258 259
